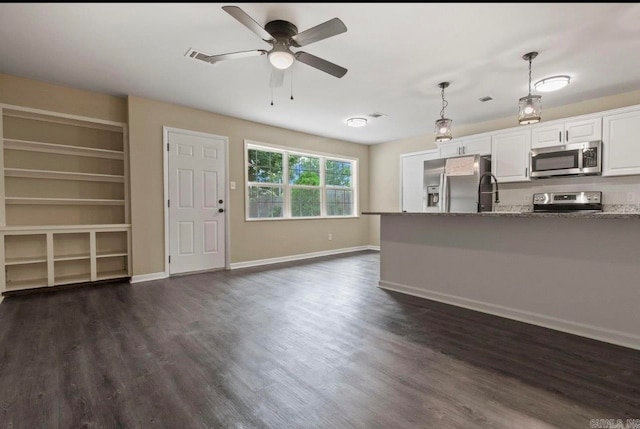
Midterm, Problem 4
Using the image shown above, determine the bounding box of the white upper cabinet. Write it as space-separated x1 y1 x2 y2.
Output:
438 136 491 158
491 129 531 183
531 117 602 148
438 140 463 158
401 150 439 212
603 109 640 176
462 136 492 156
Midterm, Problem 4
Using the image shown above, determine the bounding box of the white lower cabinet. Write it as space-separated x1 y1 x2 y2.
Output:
491 129 531 183
401 150 439 212
603 109 640 176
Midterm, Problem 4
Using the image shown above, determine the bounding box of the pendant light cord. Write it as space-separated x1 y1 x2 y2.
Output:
440 85 448 120
528 56 533 96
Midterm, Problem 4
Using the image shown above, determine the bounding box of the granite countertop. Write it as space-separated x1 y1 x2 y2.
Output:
362 211 640 219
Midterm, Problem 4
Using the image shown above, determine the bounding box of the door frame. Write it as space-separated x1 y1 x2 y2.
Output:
162 126 231 276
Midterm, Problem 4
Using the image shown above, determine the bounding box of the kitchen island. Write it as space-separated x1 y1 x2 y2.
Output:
364 211 640 350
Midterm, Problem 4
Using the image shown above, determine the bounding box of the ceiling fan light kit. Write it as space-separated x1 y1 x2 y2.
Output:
518 51 542 125
434 82 453 142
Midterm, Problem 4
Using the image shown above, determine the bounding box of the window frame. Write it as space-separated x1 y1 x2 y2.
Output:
244 140 358 221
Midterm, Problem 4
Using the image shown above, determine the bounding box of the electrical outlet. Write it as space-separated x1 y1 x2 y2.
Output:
230 181 236 190
627 192 635 203
328 233 332 241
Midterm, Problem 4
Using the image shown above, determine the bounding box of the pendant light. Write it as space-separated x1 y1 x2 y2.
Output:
518 52 541 125
435 82 452 142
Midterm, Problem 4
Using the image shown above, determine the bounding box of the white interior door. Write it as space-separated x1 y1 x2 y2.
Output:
168 130 226 274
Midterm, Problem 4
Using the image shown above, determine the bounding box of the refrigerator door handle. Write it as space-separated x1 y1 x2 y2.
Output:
440 173 449 213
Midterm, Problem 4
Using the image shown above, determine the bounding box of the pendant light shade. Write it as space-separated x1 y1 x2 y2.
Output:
518 52 541 125
435 82 453 142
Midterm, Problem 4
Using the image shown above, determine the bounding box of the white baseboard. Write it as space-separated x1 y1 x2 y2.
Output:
230 246 375 270
0 295 3 304
379 280 640 351
367 245 380 251
130 272 169 283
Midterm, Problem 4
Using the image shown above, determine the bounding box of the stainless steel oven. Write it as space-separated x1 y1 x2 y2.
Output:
530 140 602 178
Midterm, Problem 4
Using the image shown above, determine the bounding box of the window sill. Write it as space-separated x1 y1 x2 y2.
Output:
245 215 360 222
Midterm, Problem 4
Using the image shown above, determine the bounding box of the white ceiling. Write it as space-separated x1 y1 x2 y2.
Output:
1 3 640 144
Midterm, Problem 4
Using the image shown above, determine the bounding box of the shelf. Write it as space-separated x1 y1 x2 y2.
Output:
3 109 124 133
54 253 90 262
4 168 125 183
6 197 125 206
97 270 129 281
3 139 124 160
5 278 48 291
54 274 90 286
1 224 131 232
96 252 127 259
5 256 47 265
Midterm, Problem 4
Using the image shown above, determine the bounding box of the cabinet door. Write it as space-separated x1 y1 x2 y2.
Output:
531 124 563 148
565 118 602 143
401 152 438 212
603 110 640 176
491 130 531 183
438 141 462 158
462 136 491 155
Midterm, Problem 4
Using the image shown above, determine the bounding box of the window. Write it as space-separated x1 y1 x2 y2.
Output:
246 141 357 220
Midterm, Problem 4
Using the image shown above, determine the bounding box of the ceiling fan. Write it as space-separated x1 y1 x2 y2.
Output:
188 6 348 88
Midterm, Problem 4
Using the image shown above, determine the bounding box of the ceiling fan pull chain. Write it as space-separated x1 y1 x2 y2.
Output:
271 87 275 106
290 70 294 100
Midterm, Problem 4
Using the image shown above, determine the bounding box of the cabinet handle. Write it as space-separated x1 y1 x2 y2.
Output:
566 130 569 141
525 167 528 177
463 146 466 154
559 131 562 142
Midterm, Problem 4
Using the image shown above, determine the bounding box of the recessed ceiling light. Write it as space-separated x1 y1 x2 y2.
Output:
534 75 571 92
346 117 367 127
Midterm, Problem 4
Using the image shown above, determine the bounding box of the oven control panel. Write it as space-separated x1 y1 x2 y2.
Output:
533 192 601 205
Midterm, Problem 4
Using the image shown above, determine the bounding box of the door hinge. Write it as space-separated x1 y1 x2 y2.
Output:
167 143 170 151
167 199 170 208
169 255 171 263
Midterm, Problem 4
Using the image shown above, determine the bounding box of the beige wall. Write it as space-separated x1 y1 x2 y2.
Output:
0 73 127 122
128 96 370 276
368 89 640 245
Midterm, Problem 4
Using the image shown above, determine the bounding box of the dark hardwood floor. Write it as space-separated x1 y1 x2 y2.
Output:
0 251 638 428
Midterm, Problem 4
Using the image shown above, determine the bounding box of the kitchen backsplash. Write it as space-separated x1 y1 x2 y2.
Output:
494 175 640 212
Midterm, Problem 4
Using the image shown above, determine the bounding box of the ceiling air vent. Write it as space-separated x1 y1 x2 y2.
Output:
368 112 387 118
478 96 494 103
185 48 213 63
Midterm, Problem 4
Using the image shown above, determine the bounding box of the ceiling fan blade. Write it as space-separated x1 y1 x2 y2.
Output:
294 51 347 78
269 68 285 88
289 18 347 47
222 6 274 43
201 49 267 64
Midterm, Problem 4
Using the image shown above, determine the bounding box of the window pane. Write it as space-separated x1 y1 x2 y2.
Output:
248 186 284 218
326 160 352 187
248 149 283 184
327 189 353 216
291 188 321 217
289 155 320 186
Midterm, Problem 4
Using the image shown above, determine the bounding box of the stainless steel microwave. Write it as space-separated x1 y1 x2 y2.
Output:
530 140 602 178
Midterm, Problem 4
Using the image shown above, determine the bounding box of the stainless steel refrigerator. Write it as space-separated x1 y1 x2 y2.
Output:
423 155 493 213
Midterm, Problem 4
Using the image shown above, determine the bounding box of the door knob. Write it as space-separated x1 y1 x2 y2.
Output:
218 208 224 213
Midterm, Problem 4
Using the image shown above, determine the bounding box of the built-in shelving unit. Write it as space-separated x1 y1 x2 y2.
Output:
1 104 131 295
